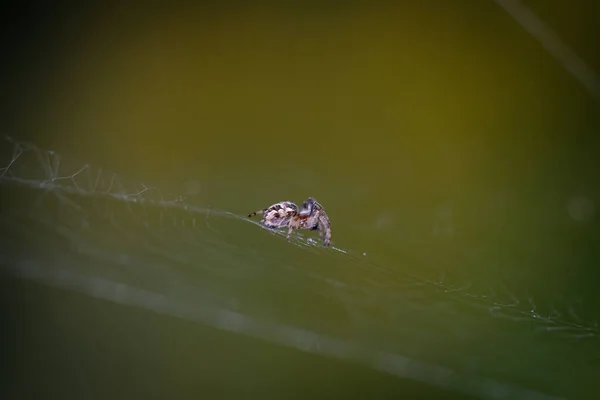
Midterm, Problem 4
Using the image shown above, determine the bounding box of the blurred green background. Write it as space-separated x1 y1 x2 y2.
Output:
2 1 600 399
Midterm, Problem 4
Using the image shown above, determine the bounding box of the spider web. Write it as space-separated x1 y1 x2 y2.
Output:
0 135 597 399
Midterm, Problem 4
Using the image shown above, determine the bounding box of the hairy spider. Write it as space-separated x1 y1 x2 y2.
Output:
248 197 332 246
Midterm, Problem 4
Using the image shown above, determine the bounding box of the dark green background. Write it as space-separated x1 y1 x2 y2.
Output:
2 1 599 399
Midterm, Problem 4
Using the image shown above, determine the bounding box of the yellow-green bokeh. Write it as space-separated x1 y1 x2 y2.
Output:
17 2 599 308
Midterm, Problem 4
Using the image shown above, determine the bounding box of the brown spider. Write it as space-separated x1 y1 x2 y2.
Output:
248 197 332 246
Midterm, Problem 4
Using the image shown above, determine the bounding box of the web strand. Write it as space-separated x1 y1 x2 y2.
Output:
0 135 597 399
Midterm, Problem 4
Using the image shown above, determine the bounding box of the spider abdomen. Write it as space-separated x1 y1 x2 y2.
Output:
253 201 298 228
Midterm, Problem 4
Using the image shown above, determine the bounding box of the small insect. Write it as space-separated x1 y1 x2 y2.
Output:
248 197 332 246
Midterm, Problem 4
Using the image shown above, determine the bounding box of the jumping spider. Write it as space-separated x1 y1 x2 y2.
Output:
248 197 332 246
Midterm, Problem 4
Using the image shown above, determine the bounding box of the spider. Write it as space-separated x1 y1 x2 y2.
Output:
248 197 332 246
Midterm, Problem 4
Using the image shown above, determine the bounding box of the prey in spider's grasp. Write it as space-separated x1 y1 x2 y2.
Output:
247 197 332 246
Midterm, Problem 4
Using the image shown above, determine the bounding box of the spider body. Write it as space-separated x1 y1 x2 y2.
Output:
248 197 332 246
247 201 299 229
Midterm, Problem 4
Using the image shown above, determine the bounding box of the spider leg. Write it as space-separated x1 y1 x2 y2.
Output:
286 225 294 241
322 228 331 246
318 217 331 247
